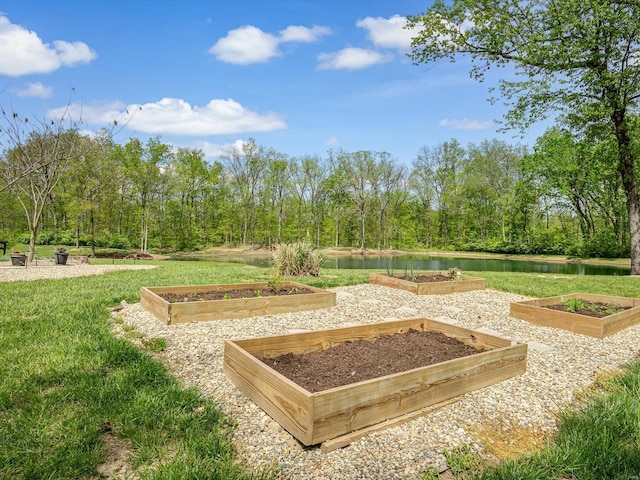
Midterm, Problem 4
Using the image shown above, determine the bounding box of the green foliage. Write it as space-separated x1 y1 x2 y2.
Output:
447 266 462 280
266 269 285 293
561 298 589 312
408 0 640 271
2 261 640 478
270 241 325 276
0 261 278 479
444 444 482 478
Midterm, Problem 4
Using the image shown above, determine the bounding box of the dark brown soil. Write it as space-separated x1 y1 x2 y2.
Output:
160 285 314 302
392 273 455 283
544 301 629 318
413 274 454 283
260 329 482 393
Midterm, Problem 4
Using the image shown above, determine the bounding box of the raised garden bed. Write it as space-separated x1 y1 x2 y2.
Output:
141 281 335 325
369 272 486 295
224 318 527 448
510 293 640 338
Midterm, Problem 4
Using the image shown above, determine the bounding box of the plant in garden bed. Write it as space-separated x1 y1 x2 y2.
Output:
552 298 628 317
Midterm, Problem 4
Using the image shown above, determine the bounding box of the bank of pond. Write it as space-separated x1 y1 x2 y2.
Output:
174 254 631 276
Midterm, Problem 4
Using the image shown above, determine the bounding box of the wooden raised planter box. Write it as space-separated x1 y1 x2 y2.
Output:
140 281 336 325
510 293 640 338
224 317 527 447
369 272 486 295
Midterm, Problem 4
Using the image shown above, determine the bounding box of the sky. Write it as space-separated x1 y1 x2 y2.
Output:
0 0 552 165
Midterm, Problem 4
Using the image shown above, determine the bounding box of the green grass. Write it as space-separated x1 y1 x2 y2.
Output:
1 261 640 479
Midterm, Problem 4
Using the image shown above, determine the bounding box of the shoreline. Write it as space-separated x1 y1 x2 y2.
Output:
188 246 631 268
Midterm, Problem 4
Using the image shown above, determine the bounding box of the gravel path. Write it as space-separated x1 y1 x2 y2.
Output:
0 260 155 282
114 283 640 479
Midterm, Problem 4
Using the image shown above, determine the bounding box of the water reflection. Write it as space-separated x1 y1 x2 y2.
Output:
180 253 630 276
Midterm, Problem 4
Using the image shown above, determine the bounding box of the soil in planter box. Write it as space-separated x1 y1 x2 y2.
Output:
160 285 315 303
545 300 630 318
261 329 482 393
413 274 454 283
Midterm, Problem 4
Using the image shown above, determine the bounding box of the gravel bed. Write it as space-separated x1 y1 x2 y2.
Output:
113 283 640 479
0 261 155 282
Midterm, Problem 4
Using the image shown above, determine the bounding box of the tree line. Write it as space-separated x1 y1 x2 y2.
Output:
0 122 634 259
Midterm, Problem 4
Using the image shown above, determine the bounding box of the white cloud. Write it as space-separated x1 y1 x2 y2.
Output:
356 14 417 51
210 24 331 65
209 26 279 64
0 15 96 76
49 98 287 136
12 81 53 98
173 139 247 159
317 47 392 70
279 25 331 43
438 118 494 130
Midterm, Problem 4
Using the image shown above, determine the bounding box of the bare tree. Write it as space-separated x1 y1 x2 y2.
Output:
0 107 87 261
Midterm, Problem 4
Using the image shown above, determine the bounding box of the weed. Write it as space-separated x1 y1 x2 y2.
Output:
444 444 481 478
289 286 299 294
223 293 231 300
254 289 262 297
418 466 440 480
142 337 167 352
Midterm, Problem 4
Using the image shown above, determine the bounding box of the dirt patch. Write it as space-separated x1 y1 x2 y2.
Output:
159 285 314 302
260 329 482 393
544 301 630 318
97 432 137 479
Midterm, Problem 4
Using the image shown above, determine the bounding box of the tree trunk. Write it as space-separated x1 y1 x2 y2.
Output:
90 209 96 257
28 228 37 262
613 112 640 274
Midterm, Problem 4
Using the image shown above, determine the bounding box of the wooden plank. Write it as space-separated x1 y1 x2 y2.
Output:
223 340 314 445
140 282 336 324
369 272 485 295
234 317 510 358
603 307 640 336
510 292 640 338
320 398 460 452
509 302 604 338
225 319 527 446
310 343 527 444
140 287 171 325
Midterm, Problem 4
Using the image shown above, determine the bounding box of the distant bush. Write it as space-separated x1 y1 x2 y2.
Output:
108 234 131 250
271 241 325 276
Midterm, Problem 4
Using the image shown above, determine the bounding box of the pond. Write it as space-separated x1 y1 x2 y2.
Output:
179 254 631 276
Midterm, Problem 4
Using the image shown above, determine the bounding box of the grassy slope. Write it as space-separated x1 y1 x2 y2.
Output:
0 261 639 479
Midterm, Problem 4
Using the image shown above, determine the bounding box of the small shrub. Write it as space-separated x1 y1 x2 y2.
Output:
447 267 462 280
267 269 286 292
561 298 589 312
271 241 325 277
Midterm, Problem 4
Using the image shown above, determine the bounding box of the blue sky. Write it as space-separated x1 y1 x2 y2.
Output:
0 0 550 165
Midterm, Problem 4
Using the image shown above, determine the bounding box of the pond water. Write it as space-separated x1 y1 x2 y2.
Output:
180 254 630 276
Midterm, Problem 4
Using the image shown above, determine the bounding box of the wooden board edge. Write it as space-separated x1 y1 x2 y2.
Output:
320 398 460 452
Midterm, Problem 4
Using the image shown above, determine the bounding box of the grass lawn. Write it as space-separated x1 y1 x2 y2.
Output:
1 260 639 479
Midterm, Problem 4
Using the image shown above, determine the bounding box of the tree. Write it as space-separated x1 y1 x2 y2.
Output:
413 140 467 246
408 0 640 273
59 132 118 256
0 109 87 261
221 139 266 248
115 137 172 253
